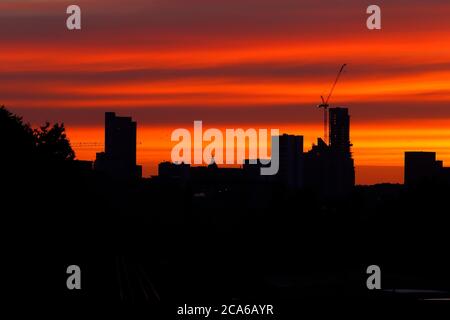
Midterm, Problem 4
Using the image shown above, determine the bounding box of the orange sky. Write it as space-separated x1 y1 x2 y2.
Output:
2 0 450 184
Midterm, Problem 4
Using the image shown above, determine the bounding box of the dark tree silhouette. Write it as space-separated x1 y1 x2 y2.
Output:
0 105 34 163
0 106 75 165
34 122 75 161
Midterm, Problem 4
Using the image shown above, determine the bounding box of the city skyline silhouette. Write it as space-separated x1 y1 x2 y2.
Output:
3 1 450 185
2 104 450 306
3 0 450 312
6 106 449 186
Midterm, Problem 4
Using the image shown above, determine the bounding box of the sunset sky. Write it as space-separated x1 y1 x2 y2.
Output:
2 0 450 184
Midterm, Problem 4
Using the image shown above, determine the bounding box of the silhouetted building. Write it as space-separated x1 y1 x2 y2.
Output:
329 107 351 156
243 159 274 184
304 107 354 195
158 160 244 186
95 112 142 179
304 138 331 194
442 167 450 184
276 134 304 189
404 152 442 185
159 161 190 183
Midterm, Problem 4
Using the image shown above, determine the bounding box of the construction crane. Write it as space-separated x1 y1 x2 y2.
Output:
318 64 346 144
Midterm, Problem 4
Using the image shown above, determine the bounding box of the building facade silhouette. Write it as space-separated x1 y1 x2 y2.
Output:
304 107 354 195
276 134 304 189
329 107 351 156
404 151 443 185
95 112 142 179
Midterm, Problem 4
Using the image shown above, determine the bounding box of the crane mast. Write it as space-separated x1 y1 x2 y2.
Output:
318 64 346 144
